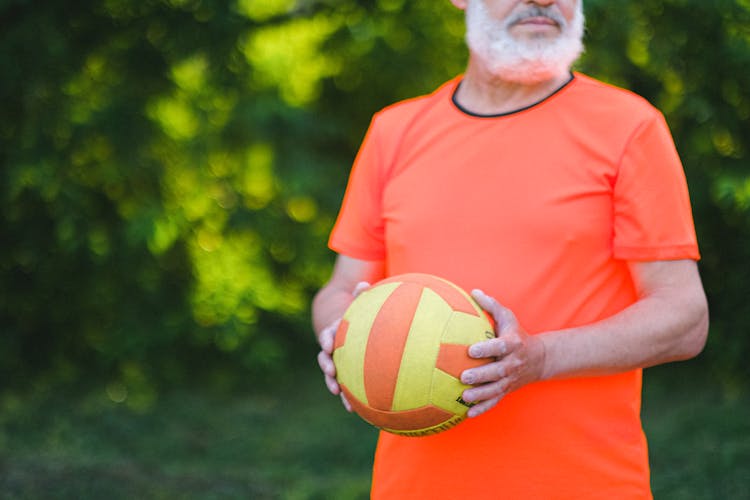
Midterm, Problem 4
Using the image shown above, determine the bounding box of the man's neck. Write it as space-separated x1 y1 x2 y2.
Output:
454 60 572 116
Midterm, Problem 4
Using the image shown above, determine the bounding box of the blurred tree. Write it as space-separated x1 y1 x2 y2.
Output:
0 0 748 403
0 0 347 402
581 0 750 391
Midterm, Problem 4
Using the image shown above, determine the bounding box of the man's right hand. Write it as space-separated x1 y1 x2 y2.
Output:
315 280 372 412
317 318 352 411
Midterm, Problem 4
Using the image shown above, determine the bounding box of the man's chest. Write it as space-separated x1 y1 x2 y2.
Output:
381 136 616 255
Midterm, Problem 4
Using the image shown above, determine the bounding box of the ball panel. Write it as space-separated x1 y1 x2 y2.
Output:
388 414 466 437
429 368 473 415
391 287 453 411
441 310 495 345
341 384 456 433
364 281 423 410
435 343 487 379
335 281 401 404
333 319 349 351
381 273 479 317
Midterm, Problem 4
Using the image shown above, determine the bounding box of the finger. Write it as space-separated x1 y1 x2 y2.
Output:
318 319 341 353
318 350 337 378
471 289 519 333
463 377 507 401
467 396 501 418
325 374 341 396
461 358 509 386
340 392 353 412
353 281 372 298
471 289 499 315
468 337 509 360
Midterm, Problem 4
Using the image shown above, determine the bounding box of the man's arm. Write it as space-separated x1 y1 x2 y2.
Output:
312 255 385 401
461 259 709 417
312 255 385 335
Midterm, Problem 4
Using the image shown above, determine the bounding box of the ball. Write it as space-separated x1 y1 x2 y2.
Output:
333 273 495 437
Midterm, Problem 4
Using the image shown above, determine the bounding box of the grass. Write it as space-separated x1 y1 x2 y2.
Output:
0 373 378 500
1 363 748 499
642 365 750 499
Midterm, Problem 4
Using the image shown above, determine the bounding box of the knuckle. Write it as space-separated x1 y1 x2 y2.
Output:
489 383 506 400
472 368 487 385
504 336 520 352
489 338 503 354
318 353 335 375
487 380 503 396
500 338 509 355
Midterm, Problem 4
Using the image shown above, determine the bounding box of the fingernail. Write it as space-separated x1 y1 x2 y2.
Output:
469 345 481 357
462 373 474 384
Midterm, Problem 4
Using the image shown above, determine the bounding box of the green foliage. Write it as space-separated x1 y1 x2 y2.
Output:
1 0 749 397
582 0 750 387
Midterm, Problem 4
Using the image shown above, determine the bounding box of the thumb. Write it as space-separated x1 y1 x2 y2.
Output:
471 289 519 333
353 281 372 298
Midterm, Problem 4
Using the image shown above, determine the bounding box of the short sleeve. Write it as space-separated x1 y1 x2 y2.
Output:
328 114 387 260
612 112 700 261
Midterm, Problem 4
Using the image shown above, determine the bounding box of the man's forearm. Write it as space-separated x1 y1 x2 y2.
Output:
312 284 355 338
540 263 708 380
311 255 385 337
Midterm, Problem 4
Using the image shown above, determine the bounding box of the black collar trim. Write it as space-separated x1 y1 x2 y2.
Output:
451 72 575 118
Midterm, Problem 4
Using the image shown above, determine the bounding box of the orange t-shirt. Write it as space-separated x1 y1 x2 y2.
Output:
328 73 699 499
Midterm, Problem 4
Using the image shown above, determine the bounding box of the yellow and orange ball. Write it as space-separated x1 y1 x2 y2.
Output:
333 273 495 436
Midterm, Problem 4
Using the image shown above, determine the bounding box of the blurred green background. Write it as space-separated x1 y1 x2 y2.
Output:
1 0 749 498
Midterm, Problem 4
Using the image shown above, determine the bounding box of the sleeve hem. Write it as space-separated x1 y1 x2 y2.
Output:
613 245 700 261
328 238 386 262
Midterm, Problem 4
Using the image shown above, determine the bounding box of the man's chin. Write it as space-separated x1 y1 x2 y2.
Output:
482 56 569 85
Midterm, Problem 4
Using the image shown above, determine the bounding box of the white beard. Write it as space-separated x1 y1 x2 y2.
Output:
465 0 585 84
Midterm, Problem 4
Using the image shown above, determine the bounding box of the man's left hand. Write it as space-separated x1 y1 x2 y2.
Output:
460 289 546 418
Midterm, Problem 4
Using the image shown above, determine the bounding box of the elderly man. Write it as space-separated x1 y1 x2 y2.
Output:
312 0 709 498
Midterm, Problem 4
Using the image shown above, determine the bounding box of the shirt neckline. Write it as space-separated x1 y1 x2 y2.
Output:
450 72 576 118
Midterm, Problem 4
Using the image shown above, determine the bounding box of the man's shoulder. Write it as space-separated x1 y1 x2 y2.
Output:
371 77 458 127
571 73 659 116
